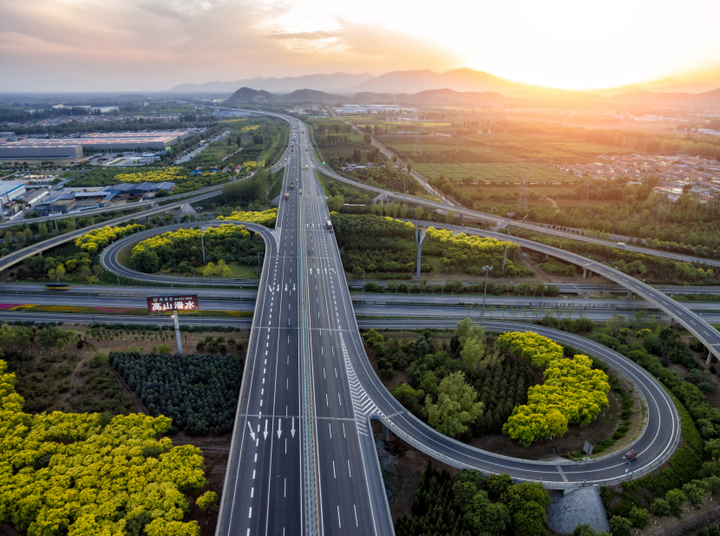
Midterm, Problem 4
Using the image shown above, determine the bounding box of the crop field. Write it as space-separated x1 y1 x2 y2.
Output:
414 163 572 183
379 131 638 165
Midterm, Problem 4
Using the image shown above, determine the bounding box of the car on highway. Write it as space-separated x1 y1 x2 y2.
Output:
623 449 638 462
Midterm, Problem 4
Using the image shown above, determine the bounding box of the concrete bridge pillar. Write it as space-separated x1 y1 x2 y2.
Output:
385 426 391 442
627 290 632 299
415 226 427 280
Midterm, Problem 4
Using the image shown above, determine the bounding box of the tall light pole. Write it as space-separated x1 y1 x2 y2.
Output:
502 212 514 274
480 265 493 326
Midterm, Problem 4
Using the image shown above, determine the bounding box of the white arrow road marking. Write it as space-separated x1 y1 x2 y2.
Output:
277 285 280 292
247 422 256 441
310 268 313 275
291 418 296 438
285 284 288 291
277 419 282 439
263 420 269 440
325 268 328 275
293 284 296 291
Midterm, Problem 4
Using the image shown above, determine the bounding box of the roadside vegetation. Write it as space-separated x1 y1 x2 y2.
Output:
395 463 550 536
130 223 265 275
332 214 529 279
110 351 243 435
0 357 214 536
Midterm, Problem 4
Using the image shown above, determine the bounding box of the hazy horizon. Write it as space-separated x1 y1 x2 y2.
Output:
2 0 720 93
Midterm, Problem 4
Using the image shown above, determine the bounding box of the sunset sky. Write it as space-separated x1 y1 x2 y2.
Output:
1 0 719 92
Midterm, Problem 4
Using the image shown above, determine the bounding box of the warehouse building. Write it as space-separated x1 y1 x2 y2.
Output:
0 181 27 204
0 141 83 159
0 130 191 159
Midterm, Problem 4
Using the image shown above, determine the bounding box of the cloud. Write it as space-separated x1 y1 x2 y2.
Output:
265 31 341 40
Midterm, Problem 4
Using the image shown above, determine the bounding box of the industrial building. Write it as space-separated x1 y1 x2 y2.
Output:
35 181 175 216
0 181 27 204
0 141 83 159
19 189 50 207
0 130 191 159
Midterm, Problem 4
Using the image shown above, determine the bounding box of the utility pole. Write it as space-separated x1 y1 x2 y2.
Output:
502 212 514 274
480 265 493 326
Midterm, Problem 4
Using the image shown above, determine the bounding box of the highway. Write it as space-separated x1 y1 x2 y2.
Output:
0 189 227 274
0 111 692 533
6 290 720 323
215 124 303 536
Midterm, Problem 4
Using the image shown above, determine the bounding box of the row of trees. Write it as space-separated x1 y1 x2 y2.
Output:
396 463 550 536
514 227 716 284
0 359 213 535
109 351 243 435
333 214 528 277
130 224 263 274
498 332 610 446
75 222 146 255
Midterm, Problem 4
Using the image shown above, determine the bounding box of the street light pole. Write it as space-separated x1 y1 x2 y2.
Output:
200 226 206 265
480 265 493 326
501 212 514 274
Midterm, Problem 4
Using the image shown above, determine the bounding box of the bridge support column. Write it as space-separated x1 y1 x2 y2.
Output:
415 226 427 280
707 350 713 366
385 426 391 442
627 290 632 299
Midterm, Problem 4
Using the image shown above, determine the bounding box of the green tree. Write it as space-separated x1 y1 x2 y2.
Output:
56 263 67 281
651 498 672 518
609 516 632 536
665 488 687 518
425 371 483 438
414 206 424 220
682 481 707 509
196 491 218 524
134 249 160 273
627 506 650 529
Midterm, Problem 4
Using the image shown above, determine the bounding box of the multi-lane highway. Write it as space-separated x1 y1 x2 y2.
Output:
0 111 698 534
216 121 394 535
215 125 304 536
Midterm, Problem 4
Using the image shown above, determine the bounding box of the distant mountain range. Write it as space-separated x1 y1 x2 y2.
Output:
170 72 374 94
224 86 523 106
177 67 720 108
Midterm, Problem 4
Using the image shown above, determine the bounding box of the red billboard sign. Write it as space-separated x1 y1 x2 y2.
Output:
146 295 199 313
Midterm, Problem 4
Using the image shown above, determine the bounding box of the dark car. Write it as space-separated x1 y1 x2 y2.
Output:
623 449 638 462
